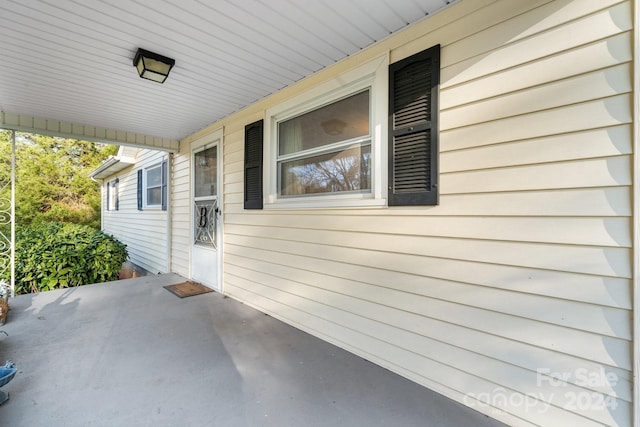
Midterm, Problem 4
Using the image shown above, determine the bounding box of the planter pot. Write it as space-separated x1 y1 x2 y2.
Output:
0 361 16 405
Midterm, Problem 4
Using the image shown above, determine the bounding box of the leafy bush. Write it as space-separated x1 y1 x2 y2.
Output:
6 222 127 294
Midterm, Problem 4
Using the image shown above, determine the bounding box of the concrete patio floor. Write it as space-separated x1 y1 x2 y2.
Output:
0 274 506 427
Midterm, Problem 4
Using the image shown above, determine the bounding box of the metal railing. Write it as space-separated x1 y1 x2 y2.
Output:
0 130 15 297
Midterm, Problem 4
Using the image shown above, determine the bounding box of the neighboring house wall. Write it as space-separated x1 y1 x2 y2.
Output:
102 149 170 274
176 0 634 425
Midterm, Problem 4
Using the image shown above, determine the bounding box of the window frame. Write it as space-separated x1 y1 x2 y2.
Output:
143 163 163 209
264 55 388 209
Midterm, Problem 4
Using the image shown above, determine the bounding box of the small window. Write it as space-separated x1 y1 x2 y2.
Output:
277 90 371 197
145 164 163 207
137 161 168 210
107 178 119 211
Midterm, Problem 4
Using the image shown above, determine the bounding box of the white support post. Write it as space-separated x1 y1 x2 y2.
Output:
10 130 15 298
633 0 640 425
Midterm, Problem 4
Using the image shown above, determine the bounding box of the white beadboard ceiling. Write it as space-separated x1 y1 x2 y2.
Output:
0 0 454 144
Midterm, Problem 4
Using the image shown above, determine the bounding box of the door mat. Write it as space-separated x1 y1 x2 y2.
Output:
163 281 214 298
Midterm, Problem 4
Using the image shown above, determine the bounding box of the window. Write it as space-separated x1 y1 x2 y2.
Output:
264 56 388 208
145 164 163 207
107 178 119 211
137 160 168 210
247 45 440 209
278 90 371 197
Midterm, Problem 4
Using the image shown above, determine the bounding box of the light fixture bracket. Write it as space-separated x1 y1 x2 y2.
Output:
133 48 175 84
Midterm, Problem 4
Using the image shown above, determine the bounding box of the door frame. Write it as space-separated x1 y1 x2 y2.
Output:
189 128 223 292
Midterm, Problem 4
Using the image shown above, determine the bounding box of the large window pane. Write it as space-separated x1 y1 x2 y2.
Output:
147 187 162 205
146 166 161 187
280 144 371 196
279 90 369 156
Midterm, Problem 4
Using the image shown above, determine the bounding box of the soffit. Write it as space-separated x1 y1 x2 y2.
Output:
0 0 454 143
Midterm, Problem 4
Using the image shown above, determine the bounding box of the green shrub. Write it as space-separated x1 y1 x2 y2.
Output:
7 222 127 294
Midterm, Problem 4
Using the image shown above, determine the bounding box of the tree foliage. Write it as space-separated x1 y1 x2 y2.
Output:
0 130 117 229
0 131 125 294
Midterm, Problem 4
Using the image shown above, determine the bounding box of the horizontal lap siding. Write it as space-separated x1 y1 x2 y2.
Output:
102 149 169 274
213 1 634 426
170 149 190 276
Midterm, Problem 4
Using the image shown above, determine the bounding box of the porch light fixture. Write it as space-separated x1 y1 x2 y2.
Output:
133 48 175 83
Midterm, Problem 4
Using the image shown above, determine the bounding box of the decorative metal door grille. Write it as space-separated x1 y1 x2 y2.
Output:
0 183 10 284
194 198 217 248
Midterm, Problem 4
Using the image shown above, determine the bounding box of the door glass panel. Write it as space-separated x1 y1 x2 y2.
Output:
194 146 217 198
194 199 217 248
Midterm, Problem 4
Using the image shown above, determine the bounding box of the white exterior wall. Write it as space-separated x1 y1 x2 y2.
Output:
178 0 635 425
170 149 190 277
102 149 170 274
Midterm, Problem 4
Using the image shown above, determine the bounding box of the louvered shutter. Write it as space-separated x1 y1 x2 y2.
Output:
244 120 264 210
137 169 143 210
388 44 440 206
106 182 110 211
114 178 119 211
161 160 168 211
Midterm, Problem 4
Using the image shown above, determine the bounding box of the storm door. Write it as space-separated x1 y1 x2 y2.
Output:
191 140 221 291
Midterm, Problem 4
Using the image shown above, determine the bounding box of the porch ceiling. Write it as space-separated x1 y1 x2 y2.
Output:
0 0 454 148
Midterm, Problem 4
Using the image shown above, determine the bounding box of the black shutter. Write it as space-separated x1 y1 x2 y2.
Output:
244 119 264 210
106 182 110 211
137 169 143 210
114 178 120 211
388 44 440 206
161 160 168 211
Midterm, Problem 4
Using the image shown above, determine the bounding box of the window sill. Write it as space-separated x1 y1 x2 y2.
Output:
264 196 387 210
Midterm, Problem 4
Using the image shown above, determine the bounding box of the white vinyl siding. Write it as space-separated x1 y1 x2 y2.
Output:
183 0 635 426
102 149 169 274
170 148 191 277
